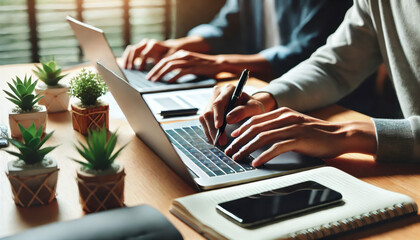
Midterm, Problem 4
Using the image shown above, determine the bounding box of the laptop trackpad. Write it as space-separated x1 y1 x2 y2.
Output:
250 147 324 170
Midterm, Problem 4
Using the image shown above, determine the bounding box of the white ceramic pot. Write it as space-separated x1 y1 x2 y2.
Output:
35 82 70 113
7 157 59 207
8 105 47 138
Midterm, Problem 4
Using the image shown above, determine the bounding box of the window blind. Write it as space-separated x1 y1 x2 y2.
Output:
0 0 170 66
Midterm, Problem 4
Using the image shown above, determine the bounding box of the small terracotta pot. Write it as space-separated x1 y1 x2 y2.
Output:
76 166 125 213
71 102 109 135
8 105 47 138
7 157 59 208
35 83 70 113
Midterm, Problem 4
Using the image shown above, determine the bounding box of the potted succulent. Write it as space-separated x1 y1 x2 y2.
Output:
3 75 46 138
68 68 109 135
4 123 58 207
33 60 69 113
72 127 127 213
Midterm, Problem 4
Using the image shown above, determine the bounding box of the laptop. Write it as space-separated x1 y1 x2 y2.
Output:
96 62 325 191
67 16 216 94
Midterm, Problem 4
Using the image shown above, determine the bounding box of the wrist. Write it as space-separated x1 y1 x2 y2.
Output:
341 120 377 155
212 54 273 80
214 55 239 74
165 36 209 53
252 92 277 113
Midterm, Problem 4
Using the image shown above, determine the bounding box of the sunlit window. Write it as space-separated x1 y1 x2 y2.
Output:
0 0 170 66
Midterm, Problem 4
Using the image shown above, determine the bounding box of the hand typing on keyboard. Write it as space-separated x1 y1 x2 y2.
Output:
122 36 274 83
145 50 222 83
201 86 377 168
121 36 212 80
122 39 177 71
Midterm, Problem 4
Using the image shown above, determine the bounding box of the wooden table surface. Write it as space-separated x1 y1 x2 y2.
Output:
1 64 419 239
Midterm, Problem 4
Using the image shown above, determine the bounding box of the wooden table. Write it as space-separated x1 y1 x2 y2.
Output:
1 64 419 239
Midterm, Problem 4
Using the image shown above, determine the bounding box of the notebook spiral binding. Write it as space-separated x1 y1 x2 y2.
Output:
289 202 418 239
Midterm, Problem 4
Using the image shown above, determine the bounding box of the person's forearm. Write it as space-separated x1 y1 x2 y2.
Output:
165 35 211 54
216 54 274 81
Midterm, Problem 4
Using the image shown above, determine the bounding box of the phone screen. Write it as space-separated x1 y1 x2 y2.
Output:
0 124 9 147
216 181 343 227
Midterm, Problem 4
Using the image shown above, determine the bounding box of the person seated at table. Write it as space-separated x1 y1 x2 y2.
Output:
122 0 352 82
199 0 420 166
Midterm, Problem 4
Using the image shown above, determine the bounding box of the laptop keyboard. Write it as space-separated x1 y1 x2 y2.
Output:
123 69 196 90
165 126 255 177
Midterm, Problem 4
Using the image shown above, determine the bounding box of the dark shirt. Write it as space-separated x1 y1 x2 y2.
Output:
188 0 352 77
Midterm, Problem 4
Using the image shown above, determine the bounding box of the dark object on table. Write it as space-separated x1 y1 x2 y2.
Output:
2 205 183 240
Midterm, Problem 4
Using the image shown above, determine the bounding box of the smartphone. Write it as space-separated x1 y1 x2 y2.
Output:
0 124 8 147
216 181 343 228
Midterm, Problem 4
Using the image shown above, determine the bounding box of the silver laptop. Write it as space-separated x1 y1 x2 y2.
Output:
96 62 325 191
67 16 216 94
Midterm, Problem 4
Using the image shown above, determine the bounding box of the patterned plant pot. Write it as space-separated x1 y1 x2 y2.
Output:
35 83 70 113
7 157 59 207
8 105 47 138
71 102 109 135
76 165 125 213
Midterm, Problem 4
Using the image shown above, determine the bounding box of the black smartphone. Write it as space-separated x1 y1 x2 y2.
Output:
216 181 343 228
0 124 9 147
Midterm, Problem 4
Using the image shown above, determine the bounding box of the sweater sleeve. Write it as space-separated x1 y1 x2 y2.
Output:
260 0 353 78
257 0 382 111
373 116 420 162
257 0 420 162
187 0 241 54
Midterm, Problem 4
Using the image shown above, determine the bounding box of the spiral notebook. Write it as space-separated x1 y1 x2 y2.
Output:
170 167 417 239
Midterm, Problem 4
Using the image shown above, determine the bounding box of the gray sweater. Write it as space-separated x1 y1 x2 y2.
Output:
259 0 420 162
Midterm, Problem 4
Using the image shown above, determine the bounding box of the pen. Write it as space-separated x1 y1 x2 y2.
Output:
160 108 199 118
214 69 249 146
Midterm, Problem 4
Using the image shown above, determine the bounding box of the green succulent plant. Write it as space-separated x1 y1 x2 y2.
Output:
33 60 67 86
73 127 127 171
68 68 108 106
3 75 43 111
5 123 56 165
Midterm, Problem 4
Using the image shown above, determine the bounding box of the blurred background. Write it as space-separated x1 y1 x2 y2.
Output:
0 0 225 67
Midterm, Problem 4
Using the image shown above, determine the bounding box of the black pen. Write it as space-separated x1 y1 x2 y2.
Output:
214 69 249 146
160 108 199 118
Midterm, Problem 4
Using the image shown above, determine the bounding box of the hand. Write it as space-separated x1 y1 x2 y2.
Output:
224 107 377 167
122 35 209 72
199 84 277 146
146 51 274 83
122 39 176 71
145 50 223 83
